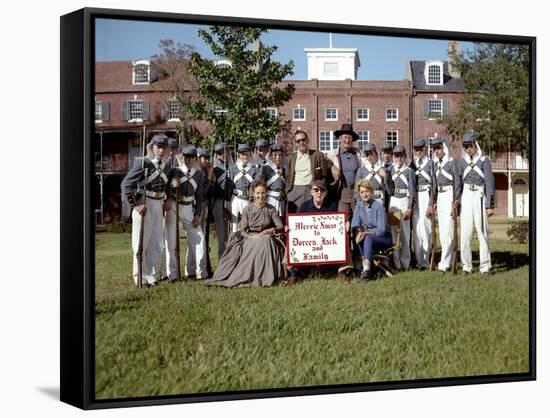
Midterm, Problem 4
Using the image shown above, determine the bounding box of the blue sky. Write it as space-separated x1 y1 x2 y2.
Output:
96 18 460 81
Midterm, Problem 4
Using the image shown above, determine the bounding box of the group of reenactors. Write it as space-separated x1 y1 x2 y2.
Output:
121 122 495 288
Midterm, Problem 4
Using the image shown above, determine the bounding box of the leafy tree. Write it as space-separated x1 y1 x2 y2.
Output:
183 26 295 150
442 43 530 158
150 40 200 145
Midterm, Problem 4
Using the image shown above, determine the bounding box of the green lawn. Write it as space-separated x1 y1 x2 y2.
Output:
95 230 530 399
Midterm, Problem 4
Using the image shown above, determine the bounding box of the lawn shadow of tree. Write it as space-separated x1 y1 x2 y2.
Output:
472 250 530 274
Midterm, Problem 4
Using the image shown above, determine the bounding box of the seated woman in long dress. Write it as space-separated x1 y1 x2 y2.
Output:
351 179 392 283
205 180 286 287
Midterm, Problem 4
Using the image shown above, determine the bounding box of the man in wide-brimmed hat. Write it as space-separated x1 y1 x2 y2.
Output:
326 123 363 274
121 133 172 287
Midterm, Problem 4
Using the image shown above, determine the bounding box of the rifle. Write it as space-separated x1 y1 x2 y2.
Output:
450 165 459 274
429 155 437 271
175 179 181 281
136 168 148 288
429 207 437 271
204 166 214 277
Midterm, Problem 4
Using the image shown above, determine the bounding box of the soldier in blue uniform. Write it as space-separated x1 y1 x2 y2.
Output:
431 137 458 272
410 138 436 269
381 142 394 172
228 143 261 233
355 143 389 205
197 147 214 276
121 134 172 287
455 132 495 274
165 144 207 280
252 138 270 168
160 137 180 281
258 143 286 218
388 144 416 270
212 142 232 259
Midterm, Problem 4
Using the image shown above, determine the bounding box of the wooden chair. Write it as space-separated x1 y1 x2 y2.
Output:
372 211 401 277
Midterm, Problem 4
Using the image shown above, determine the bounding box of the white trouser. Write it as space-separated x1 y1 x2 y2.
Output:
212 198 229 259
231 196 249 233
160 213 168 277
389 195 411 270
131 198 164 285
412 190 432 268
267 196 285 219
436 189 454 271
460 187 491 273
164 202 207 279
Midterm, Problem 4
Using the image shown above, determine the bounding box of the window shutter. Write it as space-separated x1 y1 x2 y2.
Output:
143 101 150 120
102 101 110 122
161 101 169 120
423 100 430 119
121 101 129 121
442 99 449 116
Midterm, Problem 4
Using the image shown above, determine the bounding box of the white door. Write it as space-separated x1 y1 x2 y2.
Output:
514 179 528 217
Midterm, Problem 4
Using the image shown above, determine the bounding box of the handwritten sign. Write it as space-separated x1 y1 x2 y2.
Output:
286 212 349 266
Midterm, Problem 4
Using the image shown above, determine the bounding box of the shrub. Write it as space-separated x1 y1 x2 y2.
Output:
108 221 132 233
507 221 529 244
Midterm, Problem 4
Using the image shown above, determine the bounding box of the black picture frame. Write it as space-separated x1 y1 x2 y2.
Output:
60 7 536 410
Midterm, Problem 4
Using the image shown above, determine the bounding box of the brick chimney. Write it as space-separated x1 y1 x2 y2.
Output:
448 41 460 79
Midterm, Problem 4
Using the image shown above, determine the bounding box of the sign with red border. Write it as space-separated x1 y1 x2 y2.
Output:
286 211 349 266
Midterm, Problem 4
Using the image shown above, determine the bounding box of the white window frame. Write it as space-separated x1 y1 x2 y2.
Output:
132 60 150 85
293 106 306 121
266 107 278 119
214 107 228 118
95 101 102 123
386 108 399 121
428 99 443 120
168 98 181 122
325 107 338 121
128 100 144 122
319 130 336 152
356 130 370 151
386 130 399 146
425 61 444 86
356 108 369 121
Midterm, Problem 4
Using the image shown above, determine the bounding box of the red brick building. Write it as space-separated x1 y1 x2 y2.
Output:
94 46 528 222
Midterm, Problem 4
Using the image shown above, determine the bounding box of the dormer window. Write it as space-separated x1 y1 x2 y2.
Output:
425 61 443 85
132 60 150 84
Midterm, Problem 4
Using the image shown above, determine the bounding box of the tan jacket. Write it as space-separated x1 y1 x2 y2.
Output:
285 149 331 193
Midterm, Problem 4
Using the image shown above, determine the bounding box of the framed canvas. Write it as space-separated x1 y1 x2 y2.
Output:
60 7 536 410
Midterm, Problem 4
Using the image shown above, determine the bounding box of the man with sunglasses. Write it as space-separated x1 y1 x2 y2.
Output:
409 138 436 269
285 129 331 213
455 132 495 274
388 144 416 270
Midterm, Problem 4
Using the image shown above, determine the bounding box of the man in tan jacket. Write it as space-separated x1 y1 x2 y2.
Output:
285 129 331 213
